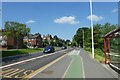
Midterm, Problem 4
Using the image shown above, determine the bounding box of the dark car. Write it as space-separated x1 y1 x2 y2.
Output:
43 46 55 53
61 46 67 50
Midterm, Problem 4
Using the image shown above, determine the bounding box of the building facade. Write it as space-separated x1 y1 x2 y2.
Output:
23 34 43 48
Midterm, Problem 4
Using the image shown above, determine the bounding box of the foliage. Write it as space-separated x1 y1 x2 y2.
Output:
43 39 49 47
73 23 117 49
4 21 30 36
73 23 117 59
3 21 30 49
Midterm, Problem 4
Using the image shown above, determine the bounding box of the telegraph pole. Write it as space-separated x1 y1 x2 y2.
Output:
83 29 84 49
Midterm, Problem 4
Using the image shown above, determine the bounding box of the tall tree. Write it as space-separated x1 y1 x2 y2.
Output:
72 23 117 50
4 21 30 49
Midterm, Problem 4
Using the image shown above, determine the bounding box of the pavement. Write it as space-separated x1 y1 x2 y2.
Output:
80 49 119 79
1 48 119 80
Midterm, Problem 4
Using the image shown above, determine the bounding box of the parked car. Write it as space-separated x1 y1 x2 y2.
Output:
61 46 67 50
43 46 55 53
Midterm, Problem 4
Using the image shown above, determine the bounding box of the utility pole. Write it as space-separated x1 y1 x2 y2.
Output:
90 0 95 59
83 29 84 49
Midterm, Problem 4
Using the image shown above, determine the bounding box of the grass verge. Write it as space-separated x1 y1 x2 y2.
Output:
2 48 44 57
85 47 105 62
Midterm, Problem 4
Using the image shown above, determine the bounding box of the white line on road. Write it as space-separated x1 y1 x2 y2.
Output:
25 51 72 78
62 58 74 78
0 50 67 69
79 49 85 78
80 56 85 78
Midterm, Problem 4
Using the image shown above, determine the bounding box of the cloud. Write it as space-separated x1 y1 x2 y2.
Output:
87 15 103 22
112 8 118 13
54 16 79 24
26 20 35 24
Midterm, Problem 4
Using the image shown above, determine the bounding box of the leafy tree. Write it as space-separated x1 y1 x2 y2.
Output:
53 35 59 40
72 23 117 51
65 39 71 46
3 21 30 49
43 39 49 47
73 27 90 47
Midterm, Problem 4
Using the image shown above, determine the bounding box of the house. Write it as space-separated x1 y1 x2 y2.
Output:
23 33 43 48
0 29 24 49
43 34 52 43
7 33 24 49
0 29 7 50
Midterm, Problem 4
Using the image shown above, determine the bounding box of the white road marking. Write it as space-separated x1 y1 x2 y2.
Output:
80 56 85 78
62 58 74 78
79 49 85 78
68 49 81 55
27 51 71 78
0 50 67 69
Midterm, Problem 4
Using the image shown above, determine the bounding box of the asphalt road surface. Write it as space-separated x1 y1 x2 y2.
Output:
1 48 119 80
1 49 61 66
1 48 74 78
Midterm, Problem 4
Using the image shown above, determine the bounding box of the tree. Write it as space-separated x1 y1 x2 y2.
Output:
65 39 71 46
43 39 49 47
72 23 117 49
4 21 30 49
73 27 90 47
53 35 59 40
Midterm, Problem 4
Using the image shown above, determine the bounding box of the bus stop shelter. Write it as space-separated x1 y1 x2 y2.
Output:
104 27 120 73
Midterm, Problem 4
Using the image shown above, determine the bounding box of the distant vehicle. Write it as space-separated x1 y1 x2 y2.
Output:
61 46 67 50
43 46 55 53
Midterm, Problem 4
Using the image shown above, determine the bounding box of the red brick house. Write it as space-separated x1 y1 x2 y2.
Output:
7 34 24 49
0 29 23 49
23 33 43 48
43 34 52 43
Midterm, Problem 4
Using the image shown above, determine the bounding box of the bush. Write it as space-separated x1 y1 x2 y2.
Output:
95 48 104 57
84 47 91 52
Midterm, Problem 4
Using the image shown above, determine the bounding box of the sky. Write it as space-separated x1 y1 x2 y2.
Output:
2 2 118 41
2 0 120 2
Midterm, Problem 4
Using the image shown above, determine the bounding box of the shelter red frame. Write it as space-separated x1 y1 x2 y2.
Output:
104 27 120 64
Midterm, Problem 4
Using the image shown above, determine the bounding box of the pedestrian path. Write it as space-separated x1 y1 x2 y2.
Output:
80 49 119 79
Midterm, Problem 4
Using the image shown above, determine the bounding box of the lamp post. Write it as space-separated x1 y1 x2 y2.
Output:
90 0 95 59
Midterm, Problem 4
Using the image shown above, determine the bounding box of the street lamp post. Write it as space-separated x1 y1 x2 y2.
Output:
90 0 95 59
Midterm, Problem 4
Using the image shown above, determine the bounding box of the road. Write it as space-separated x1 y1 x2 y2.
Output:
1 48 74 79
1 48 119 80
1 49 61 66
